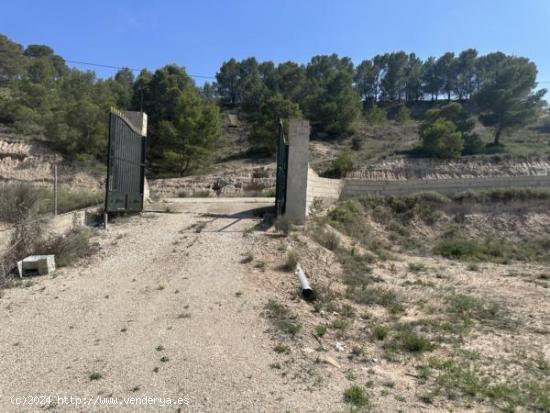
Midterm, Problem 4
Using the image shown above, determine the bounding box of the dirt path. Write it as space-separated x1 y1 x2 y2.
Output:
0 201 336 412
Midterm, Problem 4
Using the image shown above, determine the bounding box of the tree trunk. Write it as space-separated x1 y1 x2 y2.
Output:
493 125 503 146
178 159 190 177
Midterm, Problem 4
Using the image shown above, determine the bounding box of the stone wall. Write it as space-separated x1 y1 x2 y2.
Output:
348 156 550 180
149 173 276 198
342 174 550 198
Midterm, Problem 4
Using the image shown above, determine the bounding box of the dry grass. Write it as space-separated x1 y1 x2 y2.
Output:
257 191 550 412
0 183 42 223
0 180 101 285
264 299 301 337
285 249 299 271
0 183 102 224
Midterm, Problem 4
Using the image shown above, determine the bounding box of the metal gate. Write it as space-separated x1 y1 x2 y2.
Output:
105 109 146 213
275 120 289 217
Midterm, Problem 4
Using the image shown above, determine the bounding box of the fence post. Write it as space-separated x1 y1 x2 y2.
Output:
53 164 58 216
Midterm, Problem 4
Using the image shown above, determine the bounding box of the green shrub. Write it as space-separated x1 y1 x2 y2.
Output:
315 324 327 337
273 344 290 354
329 200 363 226
285 250 299 271
1 220 43 283
420 119 464 158
331 318 351 332
434 237 550 263
410 191 451 205
372 324 389 340
340 303 355 318
351 135 363 150
43 227 96 267
340 253 374 288
343 385 370 408
446 293 513 329
346 286 399 308
328 200 369 240
89 372 103 381
363 195 434 226
434 238 483 260
453 188 550 204
0 183 44 223
313 284 339 313
312 227 340 251
264 299 301 336
366 105 387 124
428 357 550 411
332 148 354 177
462 132 485 155
395 105 411 123
396 332 434 353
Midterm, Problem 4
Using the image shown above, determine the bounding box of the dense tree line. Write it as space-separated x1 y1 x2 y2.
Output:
215 50 546 153
0 31 546 173
0 34 220 175
0 35 134 159
215 54 360 146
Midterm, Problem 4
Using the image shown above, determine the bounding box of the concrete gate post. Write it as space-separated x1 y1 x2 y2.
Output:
285 119 310 225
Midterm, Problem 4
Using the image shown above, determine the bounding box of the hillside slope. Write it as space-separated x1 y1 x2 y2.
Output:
0 126 103 190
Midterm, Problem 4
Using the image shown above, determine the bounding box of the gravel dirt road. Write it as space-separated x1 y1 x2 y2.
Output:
0 200 338 412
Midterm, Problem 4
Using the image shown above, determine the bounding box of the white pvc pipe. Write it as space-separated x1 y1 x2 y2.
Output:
295 263 315 301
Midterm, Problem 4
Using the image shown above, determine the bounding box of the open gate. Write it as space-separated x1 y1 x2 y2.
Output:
275 120 289 217
105 109 147 213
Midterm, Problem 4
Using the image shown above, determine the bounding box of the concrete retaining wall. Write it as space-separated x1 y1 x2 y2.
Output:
0 205 100 256
45 209 90 235
306 168 343 211
342 174 550 198
273 117 550 220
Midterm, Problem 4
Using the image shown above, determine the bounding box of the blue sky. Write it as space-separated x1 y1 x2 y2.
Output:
1 0 549 94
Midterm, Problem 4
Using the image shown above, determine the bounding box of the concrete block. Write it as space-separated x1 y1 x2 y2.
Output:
17 255 56 278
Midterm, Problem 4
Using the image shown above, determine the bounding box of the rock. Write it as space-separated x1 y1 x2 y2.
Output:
319 355 340 368
335 341 345 352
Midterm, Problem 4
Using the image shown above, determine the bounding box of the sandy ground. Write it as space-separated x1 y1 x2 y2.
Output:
0 199 344 413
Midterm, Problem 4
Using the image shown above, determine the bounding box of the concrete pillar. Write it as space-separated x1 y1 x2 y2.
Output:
285 119 310 224
122 110 148 136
